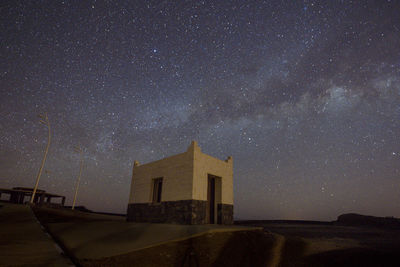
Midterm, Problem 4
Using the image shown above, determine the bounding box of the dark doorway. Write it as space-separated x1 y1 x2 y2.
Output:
207 175 216 224
152 178 163 203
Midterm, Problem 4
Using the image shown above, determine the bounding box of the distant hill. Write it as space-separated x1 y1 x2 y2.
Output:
337 213 400 229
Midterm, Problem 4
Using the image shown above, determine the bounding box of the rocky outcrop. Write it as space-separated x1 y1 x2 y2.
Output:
337 213 400 229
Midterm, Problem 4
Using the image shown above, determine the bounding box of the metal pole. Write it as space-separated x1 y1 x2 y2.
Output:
72 148 83 210
31 113 51 204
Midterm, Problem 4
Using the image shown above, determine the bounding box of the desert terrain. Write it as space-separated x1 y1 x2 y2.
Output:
1 203 399 266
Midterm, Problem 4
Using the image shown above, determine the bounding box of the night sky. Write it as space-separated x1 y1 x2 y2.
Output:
1 1 399 220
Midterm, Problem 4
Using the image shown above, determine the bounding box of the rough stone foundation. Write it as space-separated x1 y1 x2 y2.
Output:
218 204 234 224
127 200 207 224
127 200 234 225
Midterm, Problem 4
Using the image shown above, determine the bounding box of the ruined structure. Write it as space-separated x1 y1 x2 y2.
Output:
127 141 233 224
0 187 66 206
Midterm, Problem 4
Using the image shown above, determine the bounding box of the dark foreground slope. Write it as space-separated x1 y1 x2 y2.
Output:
31 206 400 267
32 206 276 267
237 218 400 267
0 203 73 266
81 230 274 267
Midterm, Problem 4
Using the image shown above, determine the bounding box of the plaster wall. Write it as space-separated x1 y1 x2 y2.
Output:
129 151 194 203
192 145 233 205
129 141 233 205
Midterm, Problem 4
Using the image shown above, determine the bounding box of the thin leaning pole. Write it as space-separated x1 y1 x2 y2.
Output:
72 146 84 210
31 113 51 204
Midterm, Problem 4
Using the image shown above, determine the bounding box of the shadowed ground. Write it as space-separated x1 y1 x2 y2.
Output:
8 205 399 266
80 230 277 267
240 222 400 267
33 206 274 266
0 203 73 266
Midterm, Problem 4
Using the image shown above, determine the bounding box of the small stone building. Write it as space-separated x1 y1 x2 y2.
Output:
127 141 233 224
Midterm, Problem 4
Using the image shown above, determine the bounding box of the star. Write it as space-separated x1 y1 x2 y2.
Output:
1 0 399 220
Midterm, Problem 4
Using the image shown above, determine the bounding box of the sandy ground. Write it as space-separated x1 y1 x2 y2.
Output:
246 222 400 267
46 221 261 260
33 206 269 266
9 205 399 267
0 203 73 266
80 229 277 267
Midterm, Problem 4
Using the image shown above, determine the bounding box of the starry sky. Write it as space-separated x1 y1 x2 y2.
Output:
1 1 400 220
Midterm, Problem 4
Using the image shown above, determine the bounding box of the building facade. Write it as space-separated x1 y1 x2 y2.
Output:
127 141 233 224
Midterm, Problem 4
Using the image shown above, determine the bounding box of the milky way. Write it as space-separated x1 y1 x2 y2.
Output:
1 1 400 220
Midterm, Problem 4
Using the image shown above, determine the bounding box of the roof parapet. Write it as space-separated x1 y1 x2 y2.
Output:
225 156 233 163
187 140 201 153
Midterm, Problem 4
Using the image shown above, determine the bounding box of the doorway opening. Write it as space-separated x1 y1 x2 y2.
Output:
152 177 163 203
207 174 221 224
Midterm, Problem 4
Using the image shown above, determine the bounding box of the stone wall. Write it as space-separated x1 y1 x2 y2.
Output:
127 200 207 224
218 204 234 224
127 200 234 225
